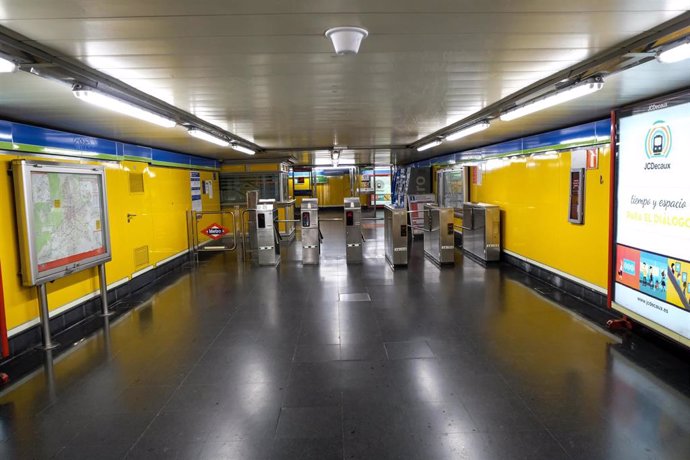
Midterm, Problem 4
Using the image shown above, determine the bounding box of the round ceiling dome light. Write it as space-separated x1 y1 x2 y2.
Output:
325 26 368 55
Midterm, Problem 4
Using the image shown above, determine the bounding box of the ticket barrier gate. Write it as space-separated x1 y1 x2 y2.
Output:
384 205 410 268
462 202 501 263
423 204 455 265
256 200 281 266
242 198 281 266
344 197 363 264
301 198 322 265
246 190 259 255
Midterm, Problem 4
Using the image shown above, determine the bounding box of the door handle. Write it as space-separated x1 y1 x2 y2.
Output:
127 213 137 223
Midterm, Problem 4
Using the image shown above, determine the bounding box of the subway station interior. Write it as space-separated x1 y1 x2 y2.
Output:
2 2 690 459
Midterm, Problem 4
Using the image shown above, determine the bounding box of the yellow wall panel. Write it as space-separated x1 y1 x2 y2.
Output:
470 147 610 289
247 163 280 172
0 154 219 333
317 174 349 206
221 165 245 173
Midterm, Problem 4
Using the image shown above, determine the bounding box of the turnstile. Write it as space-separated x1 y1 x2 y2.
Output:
246 190 259 254
256 200 281 266
423 203 455 265
462 202 501 262
301 198 320 265
384 205 410 268
344 197 363 263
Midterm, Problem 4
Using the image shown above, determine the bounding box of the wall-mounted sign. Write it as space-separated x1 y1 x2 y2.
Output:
408 168 432 194
613 93 690 346
471 165 483 185
568 168 585 224
586 148 599 170
190 171 202 212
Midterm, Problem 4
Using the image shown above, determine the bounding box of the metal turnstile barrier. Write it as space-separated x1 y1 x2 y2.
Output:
301 198 321 265
256 200 281 266
384 205 410 268
462 202 501 263
246 190 259 256
276 199 296 241
187 209 239 263
423 203 455 265
344 197 363 263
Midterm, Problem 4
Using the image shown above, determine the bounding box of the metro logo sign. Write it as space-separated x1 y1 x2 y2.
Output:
201 223 229 240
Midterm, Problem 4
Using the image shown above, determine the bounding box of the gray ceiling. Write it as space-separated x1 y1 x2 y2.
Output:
1 1 690 165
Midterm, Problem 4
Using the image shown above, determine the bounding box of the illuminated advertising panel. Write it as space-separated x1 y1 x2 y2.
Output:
613 93 690 344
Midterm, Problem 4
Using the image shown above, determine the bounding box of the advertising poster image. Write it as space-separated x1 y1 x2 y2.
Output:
613 94 690 342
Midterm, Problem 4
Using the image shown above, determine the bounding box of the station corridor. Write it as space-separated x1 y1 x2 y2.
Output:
1 217 689 460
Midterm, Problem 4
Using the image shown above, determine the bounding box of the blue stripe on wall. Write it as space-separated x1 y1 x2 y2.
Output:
1 118 220 169
0 120 12 142
409 119 612 167
119 143 152 161
12 122 118 157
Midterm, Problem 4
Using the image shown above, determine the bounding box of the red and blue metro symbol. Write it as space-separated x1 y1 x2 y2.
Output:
201 222 229 240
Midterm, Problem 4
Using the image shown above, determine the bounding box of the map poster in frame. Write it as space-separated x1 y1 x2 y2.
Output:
12 160 112 287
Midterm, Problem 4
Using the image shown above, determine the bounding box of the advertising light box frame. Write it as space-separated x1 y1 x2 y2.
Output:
12 160 112 286
611 90 690 347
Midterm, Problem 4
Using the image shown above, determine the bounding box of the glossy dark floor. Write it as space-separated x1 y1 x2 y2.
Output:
2 213 690 459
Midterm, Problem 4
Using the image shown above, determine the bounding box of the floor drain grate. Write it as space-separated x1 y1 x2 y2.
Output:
339 293 371 302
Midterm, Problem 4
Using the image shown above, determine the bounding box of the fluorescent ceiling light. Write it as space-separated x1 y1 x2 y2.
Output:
417 139 442 152
500 79 604 122
445 121 490 141
0 56 17 73
73 88 176 128
657 41 690 64
188 128 230 147
231 144 255 155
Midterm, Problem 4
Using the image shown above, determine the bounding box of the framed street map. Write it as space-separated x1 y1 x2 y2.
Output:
12 160 111 286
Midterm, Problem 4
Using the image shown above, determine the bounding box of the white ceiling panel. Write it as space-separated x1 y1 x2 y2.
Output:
0 1 689 164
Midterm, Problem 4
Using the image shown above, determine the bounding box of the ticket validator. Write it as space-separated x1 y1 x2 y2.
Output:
301 198 320 264
344 197 363 264
255 199 280 266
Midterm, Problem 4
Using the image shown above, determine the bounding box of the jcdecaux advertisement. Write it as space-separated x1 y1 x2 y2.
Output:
614 94 690 344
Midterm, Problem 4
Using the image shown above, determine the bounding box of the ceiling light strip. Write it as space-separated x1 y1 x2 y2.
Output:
73 88 176 128
445 121 491 141
188 128 230 147
0 56 16 73
417 140 442 152
499 79 604 122
0 25 259 150
231 144 256 155
657 41 690 63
